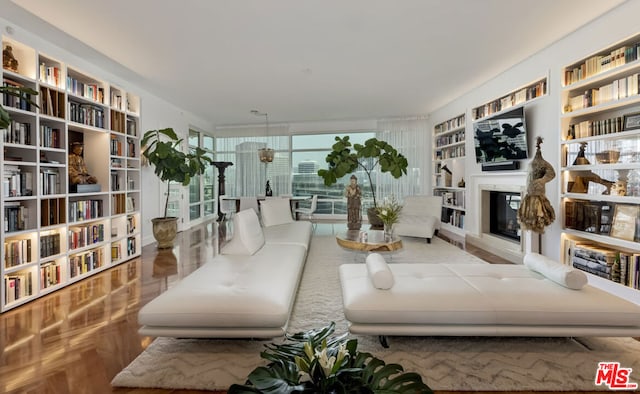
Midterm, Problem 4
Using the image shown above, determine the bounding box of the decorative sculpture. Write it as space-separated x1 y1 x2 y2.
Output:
68 142 97 185
345 174 362 230
517 137 555 233
2 44 19 73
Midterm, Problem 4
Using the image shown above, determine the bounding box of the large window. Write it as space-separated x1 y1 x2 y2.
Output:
188 129 215 222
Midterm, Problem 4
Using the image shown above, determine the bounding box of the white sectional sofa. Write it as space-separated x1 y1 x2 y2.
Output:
394 195 442 243
138 200 313 338
339 253 640 346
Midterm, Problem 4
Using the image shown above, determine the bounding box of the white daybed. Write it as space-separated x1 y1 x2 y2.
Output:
138 200 312 338
339 253 640 346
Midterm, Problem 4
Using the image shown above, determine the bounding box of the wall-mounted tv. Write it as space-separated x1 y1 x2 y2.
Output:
473 106 528 164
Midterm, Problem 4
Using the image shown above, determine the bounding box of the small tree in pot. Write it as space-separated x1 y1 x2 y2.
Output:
141 127 211 248
318 136 408 228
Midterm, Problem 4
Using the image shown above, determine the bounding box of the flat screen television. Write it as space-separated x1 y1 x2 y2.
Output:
473 106 528 164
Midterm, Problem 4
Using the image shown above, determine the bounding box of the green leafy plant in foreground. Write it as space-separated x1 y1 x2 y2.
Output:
228 322 432 394
0 85 39 129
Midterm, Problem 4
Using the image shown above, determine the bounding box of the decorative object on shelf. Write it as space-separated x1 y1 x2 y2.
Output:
568 142 614 194
227 322 433 394
623 112 640 131
610 204 639 241
265 180 273 196
212 161 234 222
141 127 212 248
517 137 556 234
441 164 452 187
251 109 275 163
2 44 19 72
458 177 465 188
318 136 408 229
376 195 403 239
345 175 362 230
594 150 620 164
68 142 98 186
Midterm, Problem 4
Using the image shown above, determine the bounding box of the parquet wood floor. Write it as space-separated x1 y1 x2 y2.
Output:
0 220 625 393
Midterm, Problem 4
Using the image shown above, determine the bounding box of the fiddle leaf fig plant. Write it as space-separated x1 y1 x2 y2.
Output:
228 322 433 394
141 127 211 218
318 136 408 208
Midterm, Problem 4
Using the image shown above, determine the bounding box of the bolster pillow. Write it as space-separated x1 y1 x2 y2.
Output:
365 253 395 290
523 253 588 290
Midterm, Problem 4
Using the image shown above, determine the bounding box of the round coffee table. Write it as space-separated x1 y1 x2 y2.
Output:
335 230 403 254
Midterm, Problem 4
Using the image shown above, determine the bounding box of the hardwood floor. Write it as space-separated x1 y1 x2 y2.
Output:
0 220 616 393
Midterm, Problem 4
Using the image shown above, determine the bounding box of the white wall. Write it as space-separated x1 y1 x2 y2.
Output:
428 0 640 262
0 15 212 247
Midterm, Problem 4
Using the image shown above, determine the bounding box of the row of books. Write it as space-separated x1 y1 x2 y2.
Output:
39 86 65 118
111 109 126 133
68 199 104 223
566 73 640 112
434 144 465 160
40 169 60 195
4 271 33 304
66 77 104 103
3 165 34 197
4 238 31 267
110 135 124 156
127 236 136 256
68 223 105 250
40 125 62 148
41 197 65 227
40 261 61 289
4 203 28 233
111 92 123 111
2 120 32 145
2 78 33 111
40 233 61 259
69 249 104 278
126 118 137 136
435 130 465 148
39 63 61 87
564 200 639 242
435 115 465 134
69 102 105 128
441 208 465 229
567 115 624 139
472 80 546 120
564 42 640 85
568 242 639 289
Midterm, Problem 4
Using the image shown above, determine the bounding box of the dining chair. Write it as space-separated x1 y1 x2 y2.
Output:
294 194 318 230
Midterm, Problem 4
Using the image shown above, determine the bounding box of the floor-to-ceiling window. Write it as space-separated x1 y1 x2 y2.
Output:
188 129 215 222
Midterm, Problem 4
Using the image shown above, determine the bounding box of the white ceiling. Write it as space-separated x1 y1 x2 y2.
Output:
3 0 628 126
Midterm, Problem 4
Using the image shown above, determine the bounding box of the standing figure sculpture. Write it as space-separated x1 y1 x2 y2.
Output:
517 137 556 233
68 142 98 185
346 175 362 230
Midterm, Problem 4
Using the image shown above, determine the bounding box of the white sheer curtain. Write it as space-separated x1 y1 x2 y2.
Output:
376 117 429 202
214 124 290 197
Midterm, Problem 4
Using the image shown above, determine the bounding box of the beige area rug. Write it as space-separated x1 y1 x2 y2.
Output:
112 235 640 391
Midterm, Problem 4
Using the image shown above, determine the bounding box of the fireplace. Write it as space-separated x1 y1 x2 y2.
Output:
489 191 521 242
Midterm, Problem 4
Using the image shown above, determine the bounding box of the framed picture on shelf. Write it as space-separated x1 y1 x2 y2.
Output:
610 204 639 241
623 112 640 131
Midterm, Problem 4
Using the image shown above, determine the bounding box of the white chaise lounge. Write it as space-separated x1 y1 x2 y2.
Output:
394 195 442 243
138 200 312 338
339 253 640 346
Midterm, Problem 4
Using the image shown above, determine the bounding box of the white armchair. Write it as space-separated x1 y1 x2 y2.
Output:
394 195 442 243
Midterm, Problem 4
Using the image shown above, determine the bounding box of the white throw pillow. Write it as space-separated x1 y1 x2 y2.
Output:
221 209 265 255
260 198 294 227
523 253 588 290
365 253 395 290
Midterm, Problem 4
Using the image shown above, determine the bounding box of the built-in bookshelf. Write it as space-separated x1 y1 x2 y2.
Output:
1 37 142 312
472 77 548 121
432 114 466 236
559 32 640 295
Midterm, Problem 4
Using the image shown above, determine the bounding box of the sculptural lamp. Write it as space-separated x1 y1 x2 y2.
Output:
251 110 274 163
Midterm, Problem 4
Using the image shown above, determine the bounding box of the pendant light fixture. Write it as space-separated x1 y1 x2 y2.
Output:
251 109 274 163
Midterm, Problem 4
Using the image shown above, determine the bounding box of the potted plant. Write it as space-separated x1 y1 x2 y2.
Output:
141 127 211 248
318 136 408 228
228 322 432 393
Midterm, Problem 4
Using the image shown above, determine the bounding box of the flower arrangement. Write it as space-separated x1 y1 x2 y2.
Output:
376 195 403 230
228 322 432 393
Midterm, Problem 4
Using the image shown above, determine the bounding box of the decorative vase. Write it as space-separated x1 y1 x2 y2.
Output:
151 217 178 249
383 222 393 240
